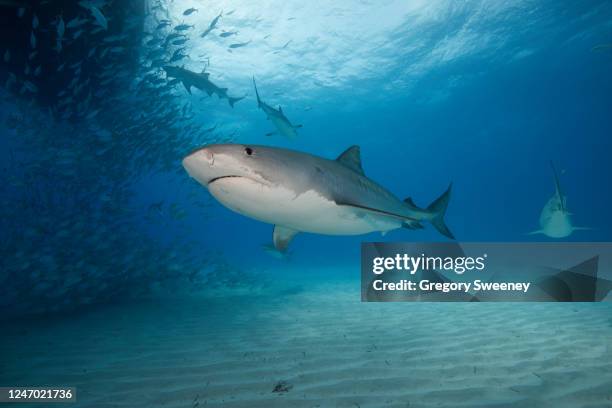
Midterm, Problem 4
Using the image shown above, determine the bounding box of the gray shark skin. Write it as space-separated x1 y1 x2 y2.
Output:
163 65 244 107
183 144 454 251
253 77 302 138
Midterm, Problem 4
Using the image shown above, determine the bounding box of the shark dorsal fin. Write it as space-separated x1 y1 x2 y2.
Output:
336 146 364 175
278 105 283 113
550 161 565 211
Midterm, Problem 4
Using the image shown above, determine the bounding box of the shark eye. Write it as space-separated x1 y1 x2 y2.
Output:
244 147 253 156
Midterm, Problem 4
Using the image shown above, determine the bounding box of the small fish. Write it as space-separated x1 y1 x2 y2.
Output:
219 30 237 38
172 38 188 46
33 65 41 76
229 40 251 49
3 49 9 63
174 23 193 31
156 21 171 30
30 31 36 48
79 2 107 30
58 16 65 36
209 12 222 29
66 16 86 28
146 37 163 46
32 14 39 29
20 80 38 93
200 27 213 38
183 7 197 16
17 7 25 18
169 52 186 63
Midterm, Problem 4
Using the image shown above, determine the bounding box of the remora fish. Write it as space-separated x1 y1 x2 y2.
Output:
183 144 454 251
163 65 244 107
253 77 301 138
529 162 589 238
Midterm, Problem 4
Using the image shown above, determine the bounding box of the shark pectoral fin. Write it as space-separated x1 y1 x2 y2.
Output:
573 226 592 231
273 225 299 252
265 131 277 137
182 81 192 94
293 124 303 129
335 146 365 175
527 229 544 235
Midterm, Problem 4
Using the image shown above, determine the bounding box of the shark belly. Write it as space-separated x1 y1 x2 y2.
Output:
208 177 400 235
270 116 296 138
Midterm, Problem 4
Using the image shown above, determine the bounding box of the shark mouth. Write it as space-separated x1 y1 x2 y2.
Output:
208 175 243 185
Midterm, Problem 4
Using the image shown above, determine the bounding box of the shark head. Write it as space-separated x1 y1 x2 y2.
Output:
183 144 309 227
182 144 276 189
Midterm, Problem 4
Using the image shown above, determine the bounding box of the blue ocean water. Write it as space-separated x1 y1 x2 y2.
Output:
1 1 612 407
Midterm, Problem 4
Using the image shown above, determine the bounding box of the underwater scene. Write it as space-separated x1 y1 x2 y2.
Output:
1 0 612 407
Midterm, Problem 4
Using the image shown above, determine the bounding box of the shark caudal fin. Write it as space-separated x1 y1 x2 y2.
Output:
426 183 455 239
228 95 245 108
252 76 262 107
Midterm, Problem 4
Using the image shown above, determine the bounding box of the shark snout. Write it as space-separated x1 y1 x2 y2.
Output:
182 147 215 182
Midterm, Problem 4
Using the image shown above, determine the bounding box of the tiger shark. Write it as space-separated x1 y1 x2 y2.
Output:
183 144 454 251
253 77 302 138
163 65 244 107
529 162 589 238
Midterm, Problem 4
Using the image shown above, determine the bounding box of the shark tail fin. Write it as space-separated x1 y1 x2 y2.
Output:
426 183 454 240
252 76 261 107
228 95 244 108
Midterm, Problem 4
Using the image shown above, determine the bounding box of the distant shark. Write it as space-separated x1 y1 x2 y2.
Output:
183 144 454 251
529 162 589 238
253 77 302 138
163 65 244 107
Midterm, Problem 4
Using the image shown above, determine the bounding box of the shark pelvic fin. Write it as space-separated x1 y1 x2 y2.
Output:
402 220 424 230
336 145 364 175
273 225 299 252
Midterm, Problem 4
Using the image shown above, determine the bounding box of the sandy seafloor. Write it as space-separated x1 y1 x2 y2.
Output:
1 269 611 408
